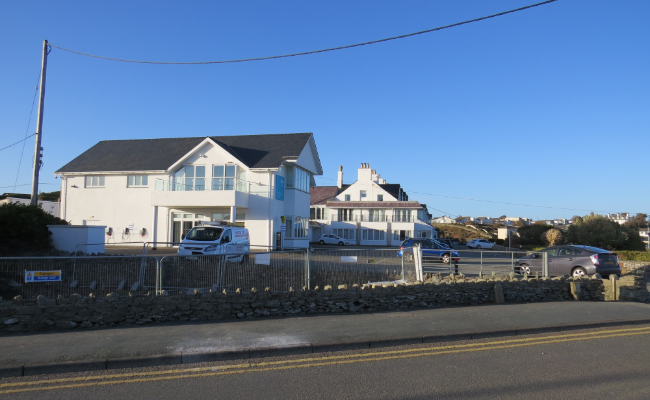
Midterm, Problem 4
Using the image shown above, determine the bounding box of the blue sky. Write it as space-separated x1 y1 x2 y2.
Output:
1 0 648 220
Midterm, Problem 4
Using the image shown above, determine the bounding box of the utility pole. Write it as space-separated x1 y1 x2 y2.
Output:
31 39 49 206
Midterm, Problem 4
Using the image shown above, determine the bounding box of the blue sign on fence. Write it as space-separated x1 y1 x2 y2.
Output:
275 175 285 201
25 271 62 282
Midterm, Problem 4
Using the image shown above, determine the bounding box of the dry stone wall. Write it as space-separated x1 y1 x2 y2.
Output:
0 274 646 333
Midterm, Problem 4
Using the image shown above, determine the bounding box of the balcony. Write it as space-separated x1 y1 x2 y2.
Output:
391 216 416 223
331 215 358 222
151 178 250 207
360 215 387 222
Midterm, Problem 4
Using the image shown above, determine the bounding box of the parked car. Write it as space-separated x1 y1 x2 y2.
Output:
318 234 349 246
433 238 454 249
398 238 460 264
466 239 495 249
514 245 621 278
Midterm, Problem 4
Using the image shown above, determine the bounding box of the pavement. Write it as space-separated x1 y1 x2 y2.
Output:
1 301 650 378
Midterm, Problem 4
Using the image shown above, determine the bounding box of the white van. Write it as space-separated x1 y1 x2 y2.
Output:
177 222 250 262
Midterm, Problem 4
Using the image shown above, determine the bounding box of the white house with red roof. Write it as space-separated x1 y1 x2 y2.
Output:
310 164 435 246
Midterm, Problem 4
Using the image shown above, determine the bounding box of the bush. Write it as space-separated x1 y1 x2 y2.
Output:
615 251 650 262
543 228 564 246
566 214 646 251
518 224 553 246
0 202 68 256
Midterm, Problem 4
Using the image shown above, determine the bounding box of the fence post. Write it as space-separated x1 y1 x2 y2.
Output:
155 257 160 295
511 252 514 271
305 248 311 290
401 251 405 280
542 252 549 277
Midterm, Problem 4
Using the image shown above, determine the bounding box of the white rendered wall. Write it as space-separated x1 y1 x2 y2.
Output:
48 225 106 253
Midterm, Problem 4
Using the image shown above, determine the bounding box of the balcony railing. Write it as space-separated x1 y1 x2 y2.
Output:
392 216 415 222
360 215 387 222
331 215 358 222
154 178 248 193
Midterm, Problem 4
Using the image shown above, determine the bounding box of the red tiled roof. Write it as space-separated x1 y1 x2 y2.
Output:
310 186 338 205
325 201 422 209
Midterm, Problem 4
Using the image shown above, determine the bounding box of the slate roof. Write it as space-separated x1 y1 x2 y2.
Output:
325 201 422 209
310 186 338 205
56 133 313 173
379 184 401 199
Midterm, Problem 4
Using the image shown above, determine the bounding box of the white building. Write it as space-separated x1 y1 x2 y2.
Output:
309 164 435 246
432 216 456 224
0 196 59 218
55 133 322 249
607 213 631 225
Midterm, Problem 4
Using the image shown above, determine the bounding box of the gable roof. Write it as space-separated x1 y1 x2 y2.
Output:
55 133 314 173
326 201 422 209
310 186 338 205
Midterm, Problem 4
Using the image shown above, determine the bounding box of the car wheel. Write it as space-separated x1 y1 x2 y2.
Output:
338 241 344 246
519 264 531 275
442 253 451 264
319 240 325 245
476 245 481 249
571 267 587 278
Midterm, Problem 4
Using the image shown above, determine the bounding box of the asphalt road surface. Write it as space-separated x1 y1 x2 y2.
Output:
3 324 650 399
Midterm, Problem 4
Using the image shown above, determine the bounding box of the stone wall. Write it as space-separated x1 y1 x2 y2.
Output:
0 274 646 333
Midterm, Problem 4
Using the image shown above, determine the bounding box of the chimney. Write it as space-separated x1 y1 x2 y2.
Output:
358 163 372 182
337 166 343 189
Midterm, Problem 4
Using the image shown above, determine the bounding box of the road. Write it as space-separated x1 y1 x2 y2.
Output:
3 323 650 399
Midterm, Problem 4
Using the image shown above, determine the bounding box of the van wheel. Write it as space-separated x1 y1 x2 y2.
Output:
240 254 250 264
319 240 325 245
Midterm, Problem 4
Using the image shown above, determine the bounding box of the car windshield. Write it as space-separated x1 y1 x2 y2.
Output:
185 227 223 241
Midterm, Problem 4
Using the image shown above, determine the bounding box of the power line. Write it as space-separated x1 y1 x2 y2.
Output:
49 0 558 65
0 183 54 190
0 133 36 152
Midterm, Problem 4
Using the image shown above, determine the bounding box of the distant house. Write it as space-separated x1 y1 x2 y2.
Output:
309 164 436 245
475 217 493 225
0 194 59 218
432 216 456 224
640 229 649 250
607 213 631 225
454 216 473 224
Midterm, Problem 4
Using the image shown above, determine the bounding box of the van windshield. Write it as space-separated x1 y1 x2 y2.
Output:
185 227 223 242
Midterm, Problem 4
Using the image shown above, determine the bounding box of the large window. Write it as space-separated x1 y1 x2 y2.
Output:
85 176 105 187
127 175 148 187
363 229 385 241
286 216 308 238
334 229 355 241
211 164 246 191
212 212 245 221
310 207 328 220
174 166 205 191
286 166 311 192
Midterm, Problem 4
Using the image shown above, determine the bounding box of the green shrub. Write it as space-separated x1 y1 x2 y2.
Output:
0 202 68 256
615 251 650 262
567 214 645 251
518 224 553 246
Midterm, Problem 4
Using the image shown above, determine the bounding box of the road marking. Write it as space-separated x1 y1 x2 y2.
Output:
2 326 650 394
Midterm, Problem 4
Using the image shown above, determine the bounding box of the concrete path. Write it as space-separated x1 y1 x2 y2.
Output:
1 301 649 377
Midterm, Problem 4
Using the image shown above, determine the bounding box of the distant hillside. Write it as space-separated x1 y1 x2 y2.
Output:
433 223 496 241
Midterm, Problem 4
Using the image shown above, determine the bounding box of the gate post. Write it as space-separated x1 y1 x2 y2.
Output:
305 248 311 290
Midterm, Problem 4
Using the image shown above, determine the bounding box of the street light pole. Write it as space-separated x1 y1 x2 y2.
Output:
30 39 49 205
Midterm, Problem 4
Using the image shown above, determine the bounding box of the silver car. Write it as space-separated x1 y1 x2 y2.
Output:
515 245 621 278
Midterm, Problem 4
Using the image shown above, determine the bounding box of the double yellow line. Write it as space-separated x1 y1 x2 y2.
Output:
2 325 650 394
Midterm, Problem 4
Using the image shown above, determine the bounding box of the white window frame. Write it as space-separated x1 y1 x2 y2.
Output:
363 229 385 241
127 175 148 187
285 216 308 239
286 166 311 192
173 165 206 191
360 190 367 200
85 175 105 188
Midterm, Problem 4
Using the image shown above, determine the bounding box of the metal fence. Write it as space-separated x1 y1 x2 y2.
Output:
158 251 307 295
309 248 417 287
0 256 158 300
0 247 547 300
